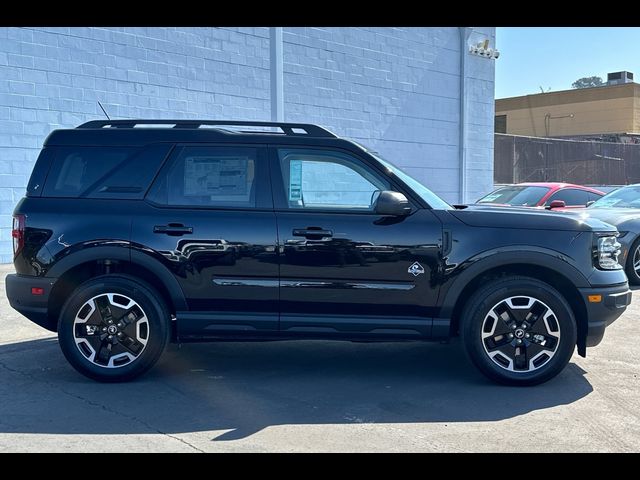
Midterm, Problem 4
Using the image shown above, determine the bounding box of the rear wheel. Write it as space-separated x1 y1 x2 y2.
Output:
58 275 170 382
461 276 577 386
625 238 640 285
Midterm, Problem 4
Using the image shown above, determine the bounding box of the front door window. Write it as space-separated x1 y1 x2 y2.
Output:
278 148 390 211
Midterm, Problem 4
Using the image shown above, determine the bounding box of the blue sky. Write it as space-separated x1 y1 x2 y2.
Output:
495 27 640 99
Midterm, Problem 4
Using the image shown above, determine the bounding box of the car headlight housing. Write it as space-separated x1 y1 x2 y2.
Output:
594 234 622 270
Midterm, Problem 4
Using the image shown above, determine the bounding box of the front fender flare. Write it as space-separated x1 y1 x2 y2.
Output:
438 247 590 319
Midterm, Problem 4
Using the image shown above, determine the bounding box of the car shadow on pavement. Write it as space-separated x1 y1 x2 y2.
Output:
0 337 593 441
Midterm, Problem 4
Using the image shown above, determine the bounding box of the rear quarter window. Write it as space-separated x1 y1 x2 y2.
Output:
26 148 55 197
42 145 172 199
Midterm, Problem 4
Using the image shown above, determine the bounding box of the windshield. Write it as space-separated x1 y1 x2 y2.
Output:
477 186 550 206
590 185 640 209
364 150 452 210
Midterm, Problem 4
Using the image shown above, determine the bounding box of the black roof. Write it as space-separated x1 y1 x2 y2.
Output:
44 120 354 148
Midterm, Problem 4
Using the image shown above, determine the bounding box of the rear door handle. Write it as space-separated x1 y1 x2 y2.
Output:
292 228 333 238
154 224 193 236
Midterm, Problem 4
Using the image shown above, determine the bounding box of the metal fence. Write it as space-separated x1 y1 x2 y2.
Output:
495 134 640 185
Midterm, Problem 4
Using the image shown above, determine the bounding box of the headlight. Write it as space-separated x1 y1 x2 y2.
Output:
594 235 622 270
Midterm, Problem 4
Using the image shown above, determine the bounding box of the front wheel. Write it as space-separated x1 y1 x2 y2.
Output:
625 238 640 285
461 276 577 386
58 275 170 382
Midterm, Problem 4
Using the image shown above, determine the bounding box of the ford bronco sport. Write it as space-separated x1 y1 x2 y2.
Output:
5 120 632 385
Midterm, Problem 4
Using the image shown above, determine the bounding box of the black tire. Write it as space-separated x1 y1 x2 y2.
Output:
461 276 577 386
58 275 170 382
625 237 640 285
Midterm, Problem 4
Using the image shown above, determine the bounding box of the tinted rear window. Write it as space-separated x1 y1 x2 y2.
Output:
42 145 171 199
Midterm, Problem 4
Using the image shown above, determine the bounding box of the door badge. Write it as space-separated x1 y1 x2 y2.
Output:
408 262 425 277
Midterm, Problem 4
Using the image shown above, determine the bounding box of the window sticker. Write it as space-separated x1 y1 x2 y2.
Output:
289 160 302 201
184 156 248 198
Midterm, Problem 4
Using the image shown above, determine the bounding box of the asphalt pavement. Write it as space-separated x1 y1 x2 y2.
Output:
0 264 638 452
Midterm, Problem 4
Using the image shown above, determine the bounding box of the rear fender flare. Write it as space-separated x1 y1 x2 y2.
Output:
46 245 187 311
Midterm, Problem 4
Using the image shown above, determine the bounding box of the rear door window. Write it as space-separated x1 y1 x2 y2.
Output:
146 145 270 209
545 188 589 206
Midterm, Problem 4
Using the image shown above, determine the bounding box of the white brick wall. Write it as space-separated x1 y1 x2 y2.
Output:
282 27 494 204
0 26 495 262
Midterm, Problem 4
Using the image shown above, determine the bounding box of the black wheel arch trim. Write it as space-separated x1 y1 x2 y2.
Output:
45 245 188 311
439 248 590 319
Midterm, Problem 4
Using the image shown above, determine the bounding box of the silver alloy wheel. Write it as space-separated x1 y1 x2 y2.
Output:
73 293 149 368
633 245 640 276
481 296 561 372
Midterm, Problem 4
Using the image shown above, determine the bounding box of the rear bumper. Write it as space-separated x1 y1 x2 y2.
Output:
5 274 57 332
579 283 632 348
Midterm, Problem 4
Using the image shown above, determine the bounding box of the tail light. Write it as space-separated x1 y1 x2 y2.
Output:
12 214 25 257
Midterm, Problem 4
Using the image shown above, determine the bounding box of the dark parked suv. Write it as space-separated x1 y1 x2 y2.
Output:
6 120 632 385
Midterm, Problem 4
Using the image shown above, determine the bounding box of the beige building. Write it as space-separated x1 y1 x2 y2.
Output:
495 73 640 138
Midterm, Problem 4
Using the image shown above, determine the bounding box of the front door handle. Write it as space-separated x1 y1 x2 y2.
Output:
154 224 193 236
292 228 333 238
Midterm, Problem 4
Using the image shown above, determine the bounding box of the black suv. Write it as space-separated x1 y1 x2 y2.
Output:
6 120 632 385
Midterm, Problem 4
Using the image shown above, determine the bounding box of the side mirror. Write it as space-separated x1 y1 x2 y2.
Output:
586 200 596 207
548 200 566 209
374 191 411 216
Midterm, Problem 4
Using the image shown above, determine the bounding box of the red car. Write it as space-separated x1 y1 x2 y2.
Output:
476 182 605 209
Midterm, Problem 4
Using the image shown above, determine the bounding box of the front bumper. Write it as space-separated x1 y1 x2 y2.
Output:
6 274 58 332
578 283 631 349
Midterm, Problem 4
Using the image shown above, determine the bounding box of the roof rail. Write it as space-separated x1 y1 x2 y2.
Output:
77 120 337 138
